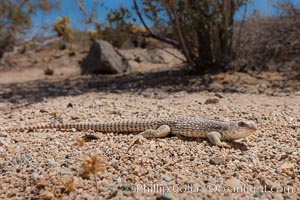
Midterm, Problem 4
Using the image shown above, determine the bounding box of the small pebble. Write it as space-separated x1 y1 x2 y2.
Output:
204 98 220 104
209 157 225 165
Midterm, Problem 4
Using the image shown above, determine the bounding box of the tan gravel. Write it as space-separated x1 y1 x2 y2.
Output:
0 60 299 199
0 92 299 199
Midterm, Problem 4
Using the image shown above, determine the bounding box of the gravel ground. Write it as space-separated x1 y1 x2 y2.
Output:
0 65 299 199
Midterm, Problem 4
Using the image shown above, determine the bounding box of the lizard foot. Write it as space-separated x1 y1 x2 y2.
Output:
127 134 147 152
217 142 231 148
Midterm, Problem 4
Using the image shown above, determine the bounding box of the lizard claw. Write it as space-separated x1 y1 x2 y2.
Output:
127 135 146 152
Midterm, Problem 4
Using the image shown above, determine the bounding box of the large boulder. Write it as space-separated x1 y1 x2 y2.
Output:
120 48 185 65
119 48 186 72
80 40 128 74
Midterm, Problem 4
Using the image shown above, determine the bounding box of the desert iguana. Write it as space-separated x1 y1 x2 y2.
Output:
2 117 257 148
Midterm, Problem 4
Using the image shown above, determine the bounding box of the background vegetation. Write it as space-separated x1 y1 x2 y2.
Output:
0 0 299 73
0 0 59 58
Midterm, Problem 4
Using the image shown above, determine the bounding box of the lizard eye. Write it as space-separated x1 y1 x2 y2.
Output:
238 122 247 127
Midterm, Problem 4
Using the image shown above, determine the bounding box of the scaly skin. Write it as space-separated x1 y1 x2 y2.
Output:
2 117 257 148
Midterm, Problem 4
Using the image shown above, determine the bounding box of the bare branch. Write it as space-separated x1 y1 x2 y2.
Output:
75 0 102 27
157 47 186 62
168 0 193 66
132 0 179 48
235 0 248 53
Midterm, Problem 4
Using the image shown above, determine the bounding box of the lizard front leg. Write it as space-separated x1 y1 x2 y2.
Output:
207 131 231 148
127 125 171 152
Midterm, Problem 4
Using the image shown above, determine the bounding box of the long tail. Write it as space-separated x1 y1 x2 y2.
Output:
3 123 113 132
2 120 159 133
3 123 76 132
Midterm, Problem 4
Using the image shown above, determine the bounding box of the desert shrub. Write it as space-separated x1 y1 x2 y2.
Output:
231 2 300 71
76 0 248 72
0 1 59 58
132 0 250 72
53 17 73 42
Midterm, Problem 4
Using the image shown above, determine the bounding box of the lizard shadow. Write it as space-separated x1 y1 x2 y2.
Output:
225 141 250 151
176 135 250 151
109 132 249 151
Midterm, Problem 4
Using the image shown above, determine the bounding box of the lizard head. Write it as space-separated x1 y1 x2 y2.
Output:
226 120 257 140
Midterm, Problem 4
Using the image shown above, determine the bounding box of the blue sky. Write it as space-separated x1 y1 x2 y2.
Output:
31 0 299 36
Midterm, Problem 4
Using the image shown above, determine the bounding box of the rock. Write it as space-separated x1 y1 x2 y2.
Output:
162 175 172 182
253 191 263 198
283 87 292 93
67 103 73 108
149 141 156 152
203 171 209 175
0 132 8 137
45 158 59 167
120 48 185 65
82 134 99 142
106 190 118 199
280 162 294 170
44 67 54 75
80 193 95 200
127 60 140 70
255 117 263 124
280 154 288 160
209 157 225 165
214 93 224 98
271 193 284 200
260 178 281 190
39 109 48 113
80 40 128 74
204 98 220 104
0 102 11 113
225 178 242 190
120 182 131 190
144 48 181 64
71 116 80 120
156 193 173 200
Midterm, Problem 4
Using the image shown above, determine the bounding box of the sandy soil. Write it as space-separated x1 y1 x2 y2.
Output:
0 49 299 199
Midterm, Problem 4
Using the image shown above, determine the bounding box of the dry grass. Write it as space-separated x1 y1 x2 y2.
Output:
73 136 85 147
80 153 106 200
62 177 76 194
80 153 106 179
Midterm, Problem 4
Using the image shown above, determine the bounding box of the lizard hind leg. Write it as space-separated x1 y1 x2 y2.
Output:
127 125 171 152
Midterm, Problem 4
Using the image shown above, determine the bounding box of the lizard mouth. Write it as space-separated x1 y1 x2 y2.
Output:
250 125 257 130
